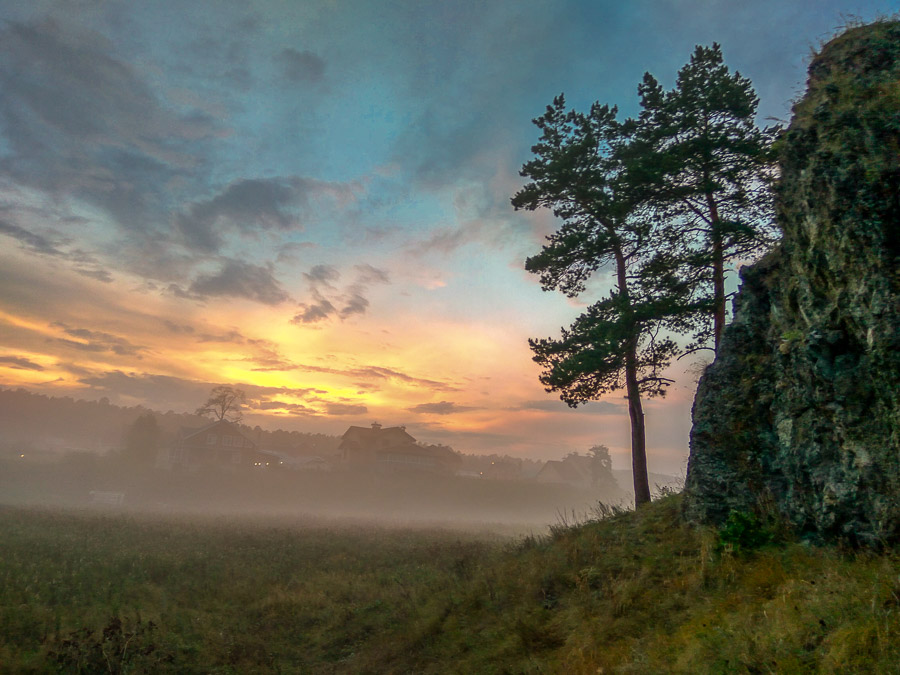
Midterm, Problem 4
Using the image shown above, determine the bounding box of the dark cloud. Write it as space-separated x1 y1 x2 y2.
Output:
51 322 146 357
0 217 103 268
75 268 113 283
253 400 317 415
163 320 195 334
196 329 245 343
291 299 336 324
0 219 66 257
189 260 290 305
165 284 206 302
0 356 45 371
77 371 213 410
275 241 317 264
339 293 369 319
408 401 476 415
354 264 390 285
0 19 217 235
175 178 300 252
277 48 326 83
324 402 368 416
305 264 340 285
293 263 390 323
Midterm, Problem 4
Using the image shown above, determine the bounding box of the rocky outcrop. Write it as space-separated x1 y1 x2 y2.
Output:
684 21 900 545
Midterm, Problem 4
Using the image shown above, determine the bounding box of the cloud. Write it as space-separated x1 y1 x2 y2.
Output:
276 241 317 264
0 219 66 258
354 264 390 285
76 370 321 413
189 260 290 305
324 402 368 416
51 322 146 357
196 329 245 343
0 18 217 234
174 178 300 252
253 400 317 415
514 399 626 415
296 362 456 393
408 401 476 415
0 217 102 269
75 268 114 283
305 264 341 285
163 320 195 334
0 356 45 371
292 299 336 324
276 48 326 83
292 263 390 324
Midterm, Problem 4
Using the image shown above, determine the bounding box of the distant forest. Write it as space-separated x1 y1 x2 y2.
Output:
0 388 544 475
0 387 339 457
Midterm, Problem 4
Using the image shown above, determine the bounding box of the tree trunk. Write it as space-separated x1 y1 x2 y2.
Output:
705 190 726 351
614 243 652 506
626 347 652 506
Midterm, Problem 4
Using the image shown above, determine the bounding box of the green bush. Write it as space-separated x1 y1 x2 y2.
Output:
717 509 774 553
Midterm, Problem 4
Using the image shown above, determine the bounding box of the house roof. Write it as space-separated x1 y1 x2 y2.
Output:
538 457 592 483
340 425 417 447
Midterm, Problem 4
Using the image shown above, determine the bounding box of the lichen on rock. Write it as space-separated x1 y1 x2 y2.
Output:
684 20 900 546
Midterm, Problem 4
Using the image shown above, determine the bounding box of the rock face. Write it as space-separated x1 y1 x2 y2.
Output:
684 22 900 545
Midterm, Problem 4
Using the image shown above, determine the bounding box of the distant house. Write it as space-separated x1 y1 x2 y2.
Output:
482 458 522 480
260 450 332 471
160 419 267 471
340 423 461 473
535 454 595 489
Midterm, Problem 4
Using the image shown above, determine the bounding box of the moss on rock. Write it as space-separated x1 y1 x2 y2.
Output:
685 20 900 546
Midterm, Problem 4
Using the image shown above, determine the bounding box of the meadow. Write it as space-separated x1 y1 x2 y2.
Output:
3 495 900 673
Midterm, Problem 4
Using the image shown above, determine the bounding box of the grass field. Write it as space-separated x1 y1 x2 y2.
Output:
2 496 900 673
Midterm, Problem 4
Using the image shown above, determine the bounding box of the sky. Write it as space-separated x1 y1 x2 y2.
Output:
1 0 897 474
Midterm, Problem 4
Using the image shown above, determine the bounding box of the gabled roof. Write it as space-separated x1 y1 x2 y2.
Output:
538 457 592 483
340 425 417 446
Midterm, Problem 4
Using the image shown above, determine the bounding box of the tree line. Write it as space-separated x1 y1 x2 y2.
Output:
514 44 778 504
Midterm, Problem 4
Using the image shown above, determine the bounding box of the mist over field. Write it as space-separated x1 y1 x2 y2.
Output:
0 387 649 531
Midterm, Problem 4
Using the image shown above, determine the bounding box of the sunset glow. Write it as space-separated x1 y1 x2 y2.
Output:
1 0 895 473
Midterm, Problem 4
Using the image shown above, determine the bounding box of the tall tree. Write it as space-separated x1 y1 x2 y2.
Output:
196 386 246 423
513 97 694 505
122 412 161 466
623 43 778 350
586 444 615 489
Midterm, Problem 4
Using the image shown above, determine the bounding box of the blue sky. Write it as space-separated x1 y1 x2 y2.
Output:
1 0 897 472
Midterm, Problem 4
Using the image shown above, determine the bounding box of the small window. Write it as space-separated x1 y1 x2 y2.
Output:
206 434 217 445
170 447 184 462
234 437 244 448
222 435 233 447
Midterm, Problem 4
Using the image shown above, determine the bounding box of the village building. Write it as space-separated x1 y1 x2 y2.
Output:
159 419 268 471
535 454 596 489
339 423 461 473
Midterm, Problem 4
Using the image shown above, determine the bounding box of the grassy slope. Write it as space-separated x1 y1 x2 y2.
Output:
1 497 899 673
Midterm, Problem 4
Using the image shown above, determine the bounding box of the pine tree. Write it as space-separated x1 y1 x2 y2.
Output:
623 44 778 351
513 97 696 505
